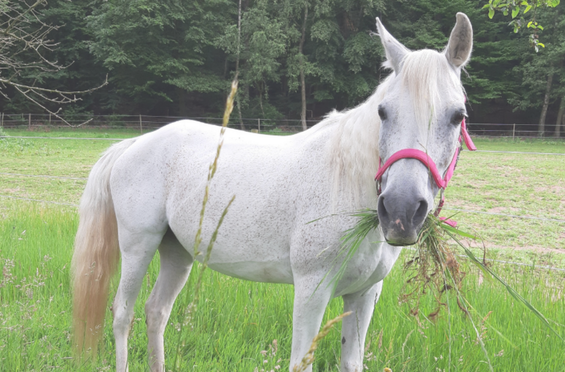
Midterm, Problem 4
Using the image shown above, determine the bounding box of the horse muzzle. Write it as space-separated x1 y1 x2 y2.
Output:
377 192 428 246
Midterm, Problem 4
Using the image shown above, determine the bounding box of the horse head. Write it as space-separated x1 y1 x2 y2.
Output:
375 13 473 246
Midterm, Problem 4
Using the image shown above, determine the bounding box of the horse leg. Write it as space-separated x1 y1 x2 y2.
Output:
289 276 333 372
340 281 383 372
113 229 164 372
145 229 193 372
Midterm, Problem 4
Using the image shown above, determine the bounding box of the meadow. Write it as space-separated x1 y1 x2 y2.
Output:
0 127 564 371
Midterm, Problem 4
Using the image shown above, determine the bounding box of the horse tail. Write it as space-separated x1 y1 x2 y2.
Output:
71 138 136 355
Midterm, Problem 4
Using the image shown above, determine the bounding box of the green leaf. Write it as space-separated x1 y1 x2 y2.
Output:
538 42 545 48
524 4 532 13
439 223 478 240
489 7 495 19
512 7 520 18
527 21 534 28
537 25 544 30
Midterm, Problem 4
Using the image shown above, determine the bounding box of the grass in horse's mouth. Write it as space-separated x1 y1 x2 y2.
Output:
333 210 467 318
336 209 563 341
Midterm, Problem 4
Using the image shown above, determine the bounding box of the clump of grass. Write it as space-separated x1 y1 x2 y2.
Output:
337 209 564 341
400 214 467 320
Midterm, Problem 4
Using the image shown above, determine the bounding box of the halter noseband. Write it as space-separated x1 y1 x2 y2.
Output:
375 118 476 226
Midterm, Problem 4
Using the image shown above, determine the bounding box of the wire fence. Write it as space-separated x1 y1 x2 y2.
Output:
0 113 314 134
1 130 564 270
1 113 564 139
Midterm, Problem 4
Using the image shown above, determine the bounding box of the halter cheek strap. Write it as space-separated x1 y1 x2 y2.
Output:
375 117 476 226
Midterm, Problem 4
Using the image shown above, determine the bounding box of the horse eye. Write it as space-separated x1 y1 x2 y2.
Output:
378 106 387 121
451 112 466 125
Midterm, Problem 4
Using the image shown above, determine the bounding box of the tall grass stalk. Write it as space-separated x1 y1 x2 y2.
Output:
173 78 238 368
292 312 352 372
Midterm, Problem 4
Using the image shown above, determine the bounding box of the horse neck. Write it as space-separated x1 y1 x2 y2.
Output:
327 83 388 210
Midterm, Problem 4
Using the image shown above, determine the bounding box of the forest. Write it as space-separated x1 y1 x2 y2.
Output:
0 0 564 136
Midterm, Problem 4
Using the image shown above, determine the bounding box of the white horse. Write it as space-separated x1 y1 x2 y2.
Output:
72 13 473 372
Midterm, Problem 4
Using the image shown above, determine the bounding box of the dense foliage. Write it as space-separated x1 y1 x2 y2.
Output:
0 0 564 134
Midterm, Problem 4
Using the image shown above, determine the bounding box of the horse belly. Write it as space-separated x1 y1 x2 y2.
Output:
169 199 295 284
164 124 304 284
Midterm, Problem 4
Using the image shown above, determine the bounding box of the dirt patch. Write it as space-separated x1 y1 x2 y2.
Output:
487 206 520 214
482 243 565 255
446 199 482 211
2 188 21 194
458 238 565 255
534 184 565 194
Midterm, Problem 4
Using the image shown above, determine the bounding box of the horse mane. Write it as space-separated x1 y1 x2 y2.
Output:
325 81 386 210
326 49 465 210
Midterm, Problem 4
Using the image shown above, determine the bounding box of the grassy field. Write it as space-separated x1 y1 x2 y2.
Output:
1 128 564 371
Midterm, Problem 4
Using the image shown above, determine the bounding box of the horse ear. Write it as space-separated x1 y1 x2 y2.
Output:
376 17 410 73
445 13 473 68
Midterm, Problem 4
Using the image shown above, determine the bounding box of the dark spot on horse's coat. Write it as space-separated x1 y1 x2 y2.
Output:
342 336 346 345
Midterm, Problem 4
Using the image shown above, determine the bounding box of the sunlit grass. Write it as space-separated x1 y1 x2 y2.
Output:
1 129 564 370
0 204 564 371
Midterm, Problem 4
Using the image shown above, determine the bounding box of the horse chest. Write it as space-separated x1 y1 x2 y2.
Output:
335 237 402 297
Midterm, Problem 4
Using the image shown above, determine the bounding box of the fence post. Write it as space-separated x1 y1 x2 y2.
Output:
258 118 260 133
0 113 3 129
512 123 516 141
139 114 143 134
49 113 51 126
28 113 31 130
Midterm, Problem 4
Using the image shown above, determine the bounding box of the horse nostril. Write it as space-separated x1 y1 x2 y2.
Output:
412 200 428 227
377 196 389 223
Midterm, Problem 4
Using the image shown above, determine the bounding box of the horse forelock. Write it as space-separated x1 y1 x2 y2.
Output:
400 50 465 131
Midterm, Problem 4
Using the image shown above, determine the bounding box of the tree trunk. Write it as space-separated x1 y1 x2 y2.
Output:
555 95 564 138
538 67 554 137
299 5 308 131
235 0 245 130
178 88 188 117
258 81 265 117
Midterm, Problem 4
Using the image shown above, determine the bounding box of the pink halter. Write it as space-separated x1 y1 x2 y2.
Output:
375 118 476 226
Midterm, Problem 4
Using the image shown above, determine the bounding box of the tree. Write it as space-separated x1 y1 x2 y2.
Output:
86 0 230 115
484 0 561 51
0 0 106 124
217 0 288 126
282 0 386 125
509 6 565 136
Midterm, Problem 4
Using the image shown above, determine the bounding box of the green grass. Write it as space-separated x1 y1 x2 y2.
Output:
0 203 564 371
1 129 564 370
448 145 564 252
